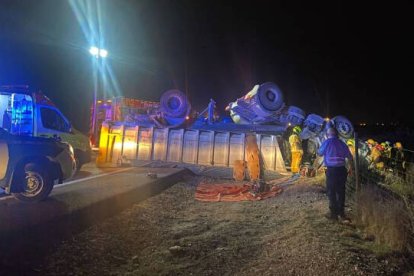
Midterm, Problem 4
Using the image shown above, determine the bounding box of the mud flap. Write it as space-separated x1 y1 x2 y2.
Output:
246 135 260 181
233 160 246 181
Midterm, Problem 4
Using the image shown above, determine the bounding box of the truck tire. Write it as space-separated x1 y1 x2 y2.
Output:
286 105 306 126
13 163 54 202
332 116 354 139
257 82 284 112
160 89 189 118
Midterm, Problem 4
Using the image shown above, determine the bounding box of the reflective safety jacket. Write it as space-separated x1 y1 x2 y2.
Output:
370 147 382 163
318 137 352 167
289 134 303 153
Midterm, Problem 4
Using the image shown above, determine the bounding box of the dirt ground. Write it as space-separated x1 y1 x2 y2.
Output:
40 175 411 276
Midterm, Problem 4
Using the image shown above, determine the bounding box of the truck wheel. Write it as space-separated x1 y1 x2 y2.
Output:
160 89 189 118
331 116 354 139
13 163 54 202
257 82 284 112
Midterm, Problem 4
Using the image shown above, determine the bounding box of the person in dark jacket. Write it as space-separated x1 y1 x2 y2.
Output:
318 128 353 221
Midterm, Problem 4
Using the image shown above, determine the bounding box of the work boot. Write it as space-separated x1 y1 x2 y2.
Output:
324 212 338 221
338 214 351 224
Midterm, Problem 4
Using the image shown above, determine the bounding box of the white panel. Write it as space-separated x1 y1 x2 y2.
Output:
213 132 230 166
197 131 214 165
275 135 287 172
260 135 276 170
229 133 245 167
152 128 168 160
137 128 153 160
167 129 184 162
122 126 139 160
182 130 199 164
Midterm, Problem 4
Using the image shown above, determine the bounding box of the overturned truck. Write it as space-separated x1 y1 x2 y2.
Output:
95 82 354 174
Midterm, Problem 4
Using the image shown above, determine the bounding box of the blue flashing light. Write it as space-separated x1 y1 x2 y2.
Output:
10 94 34 135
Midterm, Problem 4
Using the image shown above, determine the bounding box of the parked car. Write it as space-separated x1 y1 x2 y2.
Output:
0 127 76 202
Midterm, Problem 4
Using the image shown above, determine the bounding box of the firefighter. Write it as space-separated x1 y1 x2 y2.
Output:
366 139 381 170
289 126 303 175
366 139 377 151
304 138 318 165
346 139 356 158
392 142 406 178
374 143 385 171
358 141 370 167
365 139 376 156
382 141 392 170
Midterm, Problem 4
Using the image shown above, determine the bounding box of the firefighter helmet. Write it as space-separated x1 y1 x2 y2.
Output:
346 139 355 147
293 126 302 134
394 142 403 149
366 139 376 146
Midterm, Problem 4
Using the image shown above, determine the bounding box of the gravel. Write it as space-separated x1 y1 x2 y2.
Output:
40 175 410 275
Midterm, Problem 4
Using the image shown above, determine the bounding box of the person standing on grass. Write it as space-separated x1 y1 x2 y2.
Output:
318 127 353 221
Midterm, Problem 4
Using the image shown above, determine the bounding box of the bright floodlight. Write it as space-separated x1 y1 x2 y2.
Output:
99 49 108 58
89 46 99 56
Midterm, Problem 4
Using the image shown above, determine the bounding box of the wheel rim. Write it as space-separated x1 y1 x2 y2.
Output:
265 90 276 102
22 171 44 197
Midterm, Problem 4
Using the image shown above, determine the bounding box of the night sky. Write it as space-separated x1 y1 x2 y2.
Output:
0 0 413 132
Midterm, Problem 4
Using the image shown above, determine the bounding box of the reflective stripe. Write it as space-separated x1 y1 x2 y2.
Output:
327 157 346 161
326 156 346 166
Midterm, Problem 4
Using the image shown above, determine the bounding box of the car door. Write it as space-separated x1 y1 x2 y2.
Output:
37 105 88 152
37 105 71 138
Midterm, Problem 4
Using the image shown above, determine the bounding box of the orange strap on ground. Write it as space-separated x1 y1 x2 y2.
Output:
195 182 283 202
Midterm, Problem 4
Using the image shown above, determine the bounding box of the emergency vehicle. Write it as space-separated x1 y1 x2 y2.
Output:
0 85 91 170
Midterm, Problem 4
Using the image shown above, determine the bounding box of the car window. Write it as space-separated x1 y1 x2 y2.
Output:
40 107 70 132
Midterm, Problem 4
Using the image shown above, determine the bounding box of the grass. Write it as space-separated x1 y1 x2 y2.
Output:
343 236 392 258
384 173 414 198
361 242 393 257
354 185 413 253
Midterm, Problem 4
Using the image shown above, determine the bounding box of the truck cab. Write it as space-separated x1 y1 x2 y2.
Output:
0 85 91 170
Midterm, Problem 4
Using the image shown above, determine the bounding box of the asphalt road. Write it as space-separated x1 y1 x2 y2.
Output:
0 165 189 273
0 166 184 230
0 162 127 199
